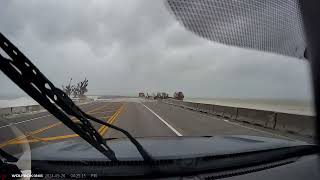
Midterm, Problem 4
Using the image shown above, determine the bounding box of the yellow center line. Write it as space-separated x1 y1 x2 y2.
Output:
0 122 62 148
98 116 112 119
35 134 79 141
0 104 115 147
99 106 124 136
6 105 124 145
88 110 116 115
96 105 122 134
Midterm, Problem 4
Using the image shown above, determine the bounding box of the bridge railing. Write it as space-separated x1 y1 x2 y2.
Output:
162 99 315 138
0 99 94 117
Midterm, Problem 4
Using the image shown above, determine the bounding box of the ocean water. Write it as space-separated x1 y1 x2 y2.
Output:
0 96 315 116
185 98 315 116
0 96 38 108
0 95 101 108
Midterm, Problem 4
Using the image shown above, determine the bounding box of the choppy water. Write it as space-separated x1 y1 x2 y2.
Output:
0 96 315 116
0 95 99 108
0 96 38 108
185 98 315 116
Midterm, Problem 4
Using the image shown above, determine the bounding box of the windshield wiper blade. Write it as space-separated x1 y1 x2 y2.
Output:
0 148 18 162
0 149 22 176
0 33 153 163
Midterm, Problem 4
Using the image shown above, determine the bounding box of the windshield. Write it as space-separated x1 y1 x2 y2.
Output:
0 0 317 178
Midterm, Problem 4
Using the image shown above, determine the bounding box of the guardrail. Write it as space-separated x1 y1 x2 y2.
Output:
0 104 43 116
163 99 315 138
0 98 94 117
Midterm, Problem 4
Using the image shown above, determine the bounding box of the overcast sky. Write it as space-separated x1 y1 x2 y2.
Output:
0 0 313 100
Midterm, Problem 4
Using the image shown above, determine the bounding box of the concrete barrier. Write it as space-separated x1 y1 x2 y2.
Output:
213 105 224 117
26 105 42 112
162 99 316 137
188 102 198 110
11 106 27 114
181 101 191 109
208 104 215 114
211 105 237 119
221 106 238 119
191 102 198 110
0 107 12 116
236 108 276 128
0 104 42 116
181 101 189 108
165 99 186 109
275 113 315 137
197 103 205 112
197 103 211 113
0 99 94 117
205 104 213 113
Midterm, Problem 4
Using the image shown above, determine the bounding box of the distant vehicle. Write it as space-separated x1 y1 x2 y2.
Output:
153 92 161 99
173 91 184 100
161 92 169 99
154 92 169 99
138 92 145 97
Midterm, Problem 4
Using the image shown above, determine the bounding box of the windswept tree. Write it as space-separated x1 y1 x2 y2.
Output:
62 78 73 97
78 78 88 98
72 84 79 98
63 78 89 98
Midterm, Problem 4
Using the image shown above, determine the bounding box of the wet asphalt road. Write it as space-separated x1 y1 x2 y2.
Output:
0 98 311 155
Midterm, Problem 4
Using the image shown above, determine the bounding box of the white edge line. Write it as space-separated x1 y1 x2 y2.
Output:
219 116 296 141
0 114 51 129
196 111 296 141
0 102 103 129
141 103 183 136
0 102 101 129
171 103 297 141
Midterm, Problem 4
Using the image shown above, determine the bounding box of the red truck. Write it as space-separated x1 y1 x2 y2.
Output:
173 92 184 100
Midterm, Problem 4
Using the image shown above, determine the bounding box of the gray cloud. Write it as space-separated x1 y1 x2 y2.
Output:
0 0 313 100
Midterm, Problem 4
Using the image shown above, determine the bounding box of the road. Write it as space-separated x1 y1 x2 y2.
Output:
0 98 310 156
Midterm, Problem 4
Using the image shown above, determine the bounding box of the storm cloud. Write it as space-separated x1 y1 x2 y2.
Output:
0 0 313 100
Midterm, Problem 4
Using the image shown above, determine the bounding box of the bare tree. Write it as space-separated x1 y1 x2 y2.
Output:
72 84 79 98
62 78 89 98
62 78 73 97
78 78 88 98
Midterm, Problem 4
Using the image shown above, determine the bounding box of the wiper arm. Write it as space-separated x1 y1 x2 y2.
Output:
0 148 18 162
0 149 21 177
0 33 153 162
0 148 21 176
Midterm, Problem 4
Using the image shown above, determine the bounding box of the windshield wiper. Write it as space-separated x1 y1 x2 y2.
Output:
0 149 21 177
0 148 18 162
0 33 153 162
